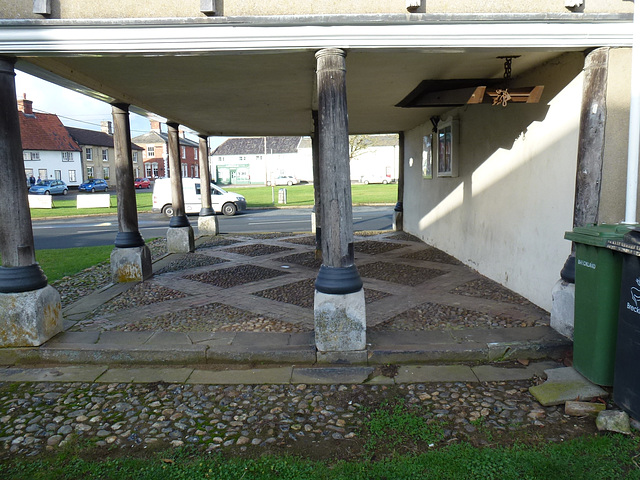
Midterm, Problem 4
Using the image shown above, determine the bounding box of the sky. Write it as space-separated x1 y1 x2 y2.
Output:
14 70 227 149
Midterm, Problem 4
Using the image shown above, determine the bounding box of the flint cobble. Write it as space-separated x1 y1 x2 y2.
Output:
0 379 589 458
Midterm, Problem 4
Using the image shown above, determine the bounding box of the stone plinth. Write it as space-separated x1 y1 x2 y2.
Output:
0 285 62 347
314 288 366 353
197 215 219 236
551 279 574 339
167 226 195 253
110 246 152 283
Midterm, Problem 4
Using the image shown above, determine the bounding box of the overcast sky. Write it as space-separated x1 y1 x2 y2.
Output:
14 70 227 149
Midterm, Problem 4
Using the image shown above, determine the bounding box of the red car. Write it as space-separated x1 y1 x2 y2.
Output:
134 177 151 189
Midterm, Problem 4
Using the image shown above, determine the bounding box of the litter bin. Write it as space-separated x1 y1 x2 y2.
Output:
564 224 634 386
607 228 640 419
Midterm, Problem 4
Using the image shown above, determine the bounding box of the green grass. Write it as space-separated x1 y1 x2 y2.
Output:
36 245 113 282
28 185 396 218
0 435 637 480
233 184 397 207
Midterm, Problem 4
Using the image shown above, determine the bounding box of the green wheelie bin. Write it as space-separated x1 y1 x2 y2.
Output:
564 224 635 386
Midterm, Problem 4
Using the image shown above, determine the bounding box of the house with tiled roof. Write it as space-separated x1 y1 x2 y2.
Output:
66 123 144 186
212 135 398 185
212 136 309 185
18 95 82 187
132 121 199 180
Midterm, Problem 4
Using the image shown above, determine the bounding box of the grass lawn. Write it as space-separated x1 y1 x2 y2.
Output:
28 184 396 218
0 435 638 480
35 245 114 283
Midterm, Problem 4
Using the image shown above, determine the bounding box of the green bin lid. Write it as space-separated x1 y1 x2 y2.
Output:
564 224 638 247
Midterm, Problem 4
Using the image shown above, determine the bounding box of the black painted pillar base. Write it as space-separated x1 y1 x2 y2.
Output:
114 231 146 249
199 207 215 216
0 265 48 294
169 215 190 228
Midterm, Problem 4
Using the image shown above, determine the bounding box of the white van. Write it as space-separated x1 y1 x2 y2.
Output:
152 178 247 217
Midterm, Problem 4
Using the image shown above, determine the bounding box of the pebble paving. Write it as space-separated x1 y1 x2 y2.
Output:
0 378 591 459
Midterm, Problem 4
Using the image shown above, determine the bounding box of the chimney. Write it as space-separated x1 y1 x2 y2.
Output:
150 120 162 132
101 120 113 135
17 93 33 115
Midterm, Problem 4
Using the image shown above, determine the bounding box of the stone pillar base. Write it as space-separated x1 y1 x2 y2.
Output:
0 285 62 347
111 245 152 283
198 215 219 236
167 226 195 253
551 279 575 339
393 210 403 231
314 288 366 354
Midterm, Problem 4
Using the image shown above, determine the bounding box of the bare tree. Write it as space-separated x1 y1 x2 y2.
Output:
349 135 373 161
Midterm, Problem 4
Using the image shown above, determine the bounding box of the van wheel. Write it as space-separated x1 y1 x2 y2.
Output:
222 202 237 216
382 180 388 185
162 205 174 218
363 180 369 185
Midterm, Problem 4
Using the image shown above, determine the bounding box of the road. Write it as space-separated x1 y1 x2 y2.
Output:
32 206 394 249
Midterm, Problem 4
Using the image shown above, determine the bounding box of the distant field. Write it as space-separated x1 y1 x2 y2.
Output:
28 184 397 218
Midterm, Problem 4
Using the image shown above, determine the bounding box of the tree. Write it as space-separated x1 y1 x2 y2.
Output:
349 135 373 161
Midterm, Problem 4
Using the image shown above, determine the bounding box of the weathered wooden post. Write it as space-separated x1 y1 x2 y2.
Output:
553 47 610 338
197 134 218 235
166 121 194 253
0 56 61 346
393 131 405 231
314 48 366 363
311 110 321 254
110 103 152 282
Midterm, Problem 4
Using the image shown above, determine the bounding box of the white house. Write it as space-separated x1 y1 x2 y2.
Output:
18 95 82 187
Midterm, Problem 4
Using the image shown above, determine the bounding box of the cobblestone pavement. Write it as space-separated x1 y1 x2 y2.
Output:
65 231 550 334
0 373 595 459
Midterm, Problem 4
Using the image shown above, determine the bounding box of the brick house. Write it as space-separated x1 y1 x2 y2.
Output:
132 121 199 180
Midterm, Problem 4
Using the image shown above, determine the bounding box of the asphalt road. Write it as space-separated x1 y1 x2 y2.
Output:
32 206 394 249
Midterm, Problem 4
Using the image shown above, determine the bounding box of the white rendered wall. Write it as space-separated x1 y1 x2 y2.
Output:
23 150 82 186
403 53 584 311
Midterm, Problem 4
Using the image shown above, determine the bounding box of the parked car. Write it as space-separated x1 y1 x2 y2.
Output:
361 175 395 185
78 179 109 192
152 178 246 217
269 175 299 186
134 177 151 189
28 180 68 195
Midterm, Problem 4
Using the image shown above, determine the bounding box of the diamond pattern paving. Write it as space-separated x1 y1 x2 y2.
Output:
109 302 310 333
184 265 289 288
371 301 543 331
253 278 391 309
358 261 446 286
277 251 322 269
222 244 294 257
354 240 405 255
401 247 461 265
155 254 228 275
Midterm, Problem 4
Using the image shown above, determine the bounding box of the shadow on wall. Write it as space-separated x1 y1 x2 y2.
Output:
405 52 587 310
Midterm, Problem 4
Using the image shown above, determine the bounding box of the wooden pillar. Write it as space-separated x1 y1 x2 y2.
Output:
0 56 47 293
561 47 609 282
198 135 214 216
312 110 322 250
110 103 151 282
313 48 365 362
0 56 61 346
167 122 189 228
316 48 357 272
393 131 405 231
197 134 219 235
112 103 145 247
